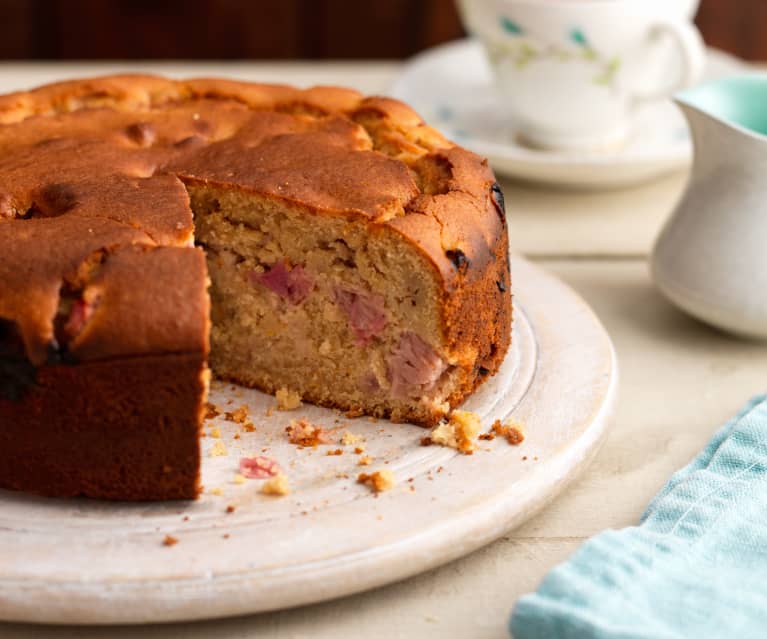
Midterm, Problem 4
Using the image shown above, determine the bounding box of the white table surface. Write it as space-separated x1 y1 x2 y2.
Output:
1 60 765 639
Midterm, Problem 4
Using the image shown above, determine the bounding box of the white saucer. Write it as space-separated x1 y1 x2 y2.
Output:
0 256 617 624
390 39 747 188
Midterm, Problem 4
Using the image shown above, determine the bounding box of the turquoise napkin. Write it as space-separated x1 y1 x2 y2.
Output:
510 395 767 639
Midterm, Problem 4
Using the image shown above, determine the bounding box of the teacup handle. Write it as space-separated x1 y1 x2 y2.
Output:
631 19 706 104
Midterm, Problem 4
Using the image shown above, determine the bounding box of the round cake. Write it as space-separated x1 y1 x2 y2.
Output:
0 75 511 500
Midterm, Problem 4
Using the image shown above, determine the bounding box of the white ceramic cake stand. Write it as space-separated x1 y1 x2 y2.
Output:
0 255 617 624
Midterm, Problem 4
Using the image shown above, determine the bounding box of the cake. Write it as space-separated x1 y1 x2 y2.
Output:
0 75 511 501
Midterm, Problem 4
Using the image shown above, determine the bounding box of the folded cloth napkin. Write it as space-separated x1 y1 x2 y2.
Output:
510 395 767 639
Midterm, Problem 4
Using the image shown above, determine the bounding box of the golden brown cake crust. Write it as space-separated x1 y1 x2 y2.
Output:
0 74 510 499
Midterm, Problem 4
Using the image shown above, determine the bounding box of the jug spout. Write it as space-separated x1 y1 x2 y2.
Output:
675 74 767 172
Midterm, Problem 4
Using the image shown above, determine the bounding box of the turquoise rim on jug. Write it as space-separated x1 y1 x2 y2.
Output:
676 74 767 137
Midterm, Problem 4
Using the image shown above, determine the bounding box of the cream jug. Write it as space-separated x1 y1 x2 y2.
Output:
652 75 767 339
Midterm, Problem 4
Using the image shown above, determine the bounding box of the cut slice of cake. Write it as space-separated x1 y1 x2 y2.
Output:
175 100 510 426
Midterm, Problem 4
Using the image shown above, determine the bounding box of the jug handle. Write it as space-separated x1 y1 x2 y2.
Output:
630 19 706 106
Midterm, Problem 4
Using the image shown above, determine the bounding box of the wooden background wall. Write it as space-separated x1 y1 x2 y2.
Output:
0 0 762 61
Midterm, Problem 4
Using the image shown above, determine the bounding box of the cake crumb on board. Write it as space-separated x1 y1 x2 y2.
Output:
210 441 228 457
275 387 302 411
341 431 363 446
286 419 333 446
162 534 178 547
204 403 220 420
490 419 526 446
224 405 249 424
261 474 290 496
357 469 395 493
429 410 481 454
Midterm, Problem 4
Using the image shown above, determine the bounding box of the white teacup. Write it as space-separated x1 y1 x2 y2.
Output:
457 0 706 151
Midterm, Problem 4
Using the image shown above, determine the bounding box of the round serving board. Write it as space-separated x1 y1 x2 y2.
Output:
0 255 617 625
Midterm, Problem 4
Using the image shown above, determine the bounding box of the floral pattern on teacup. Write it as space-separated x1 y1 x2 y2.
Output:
487 16 621 87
